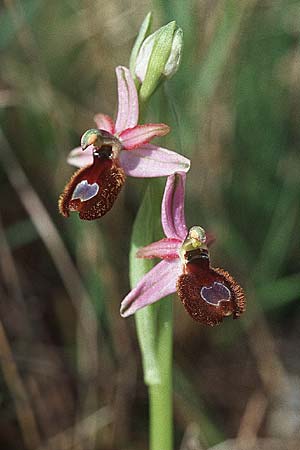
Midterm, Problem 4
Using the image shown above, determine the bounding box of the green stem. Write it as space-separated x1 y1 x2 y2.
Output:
129 179 174 449
149 297 173 450
129 54 175 444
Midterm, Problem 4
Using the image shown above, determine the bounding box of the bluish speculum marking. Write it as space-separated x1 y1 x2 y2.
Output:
200 282 231 307
71 180 99 202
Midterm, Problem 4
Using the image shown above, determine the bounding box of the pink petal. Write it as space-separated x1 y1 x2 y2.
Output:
162 173 188 240
136 238 181 259
67 145 93 168
114 66 139 134
120 259 181 317
93 113 115 133
119 123 170 149
119 144 190 178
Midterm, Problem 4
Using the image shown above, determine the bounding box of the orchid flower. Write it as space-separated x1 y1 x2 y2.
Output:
121 173 246 326
59 66 190 220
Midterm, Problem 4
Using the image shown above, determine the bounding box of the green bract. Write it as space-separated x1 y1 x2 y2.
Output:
129 12 153 82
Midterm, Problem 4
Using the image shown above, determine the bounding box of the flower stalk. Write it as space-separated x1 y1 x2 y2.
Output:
129 179 174 450
128 16 184 444
129 180 163 385
149 296 173 450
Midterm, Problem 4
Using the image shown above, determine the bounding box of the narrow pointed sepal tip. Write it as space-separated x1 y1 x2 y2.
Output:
120 259 180 318
120 144 190 178
136 237 181 259
119 123 170 149
115 66 139 134
120 306 130 318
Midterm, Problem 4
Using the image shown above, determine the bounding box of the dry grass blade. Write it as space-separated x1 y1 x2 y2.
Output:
0 128 99 362
179 423 206 450
236 391 268 450
0 128 101 446
0 212 26 307
208 438 299 450
246 310 290 398
37 406 113 450
0 320 41 449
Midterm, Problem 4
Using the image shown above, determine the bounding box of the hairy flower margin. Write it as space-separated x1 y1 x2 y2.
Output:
121 173 246 326
59 66 190 220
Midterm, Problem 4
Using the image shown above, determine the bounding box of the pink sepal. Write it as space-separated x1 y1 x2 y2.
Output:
67 145 93 168
161 173 188 240
136 238 181 260
119 144 190 178
119 123 170 149
120 259 181 317
114 66 139 134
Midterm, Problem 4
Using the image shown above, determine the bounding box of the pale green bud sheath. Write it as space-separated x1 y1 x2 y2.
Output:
163 27 183 78
134 29 158 83
129 12 152 83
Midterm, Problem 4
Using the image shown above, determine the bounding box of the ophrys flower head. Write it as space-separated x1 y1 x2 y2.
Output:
59 66 190 220
121 173 245 326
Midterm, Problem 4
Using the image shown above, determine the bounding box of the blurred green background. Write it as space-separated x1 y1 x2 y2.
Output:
1 0 300 449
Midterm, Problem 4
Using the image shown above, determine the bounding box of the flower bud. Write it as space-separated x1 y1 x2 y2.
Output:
163 27 183 78
132 20 183 101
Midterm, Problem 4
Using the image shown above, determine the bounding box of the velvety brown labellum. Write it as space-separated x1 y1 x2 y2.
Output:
58 157 125 220
176 251 245 326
